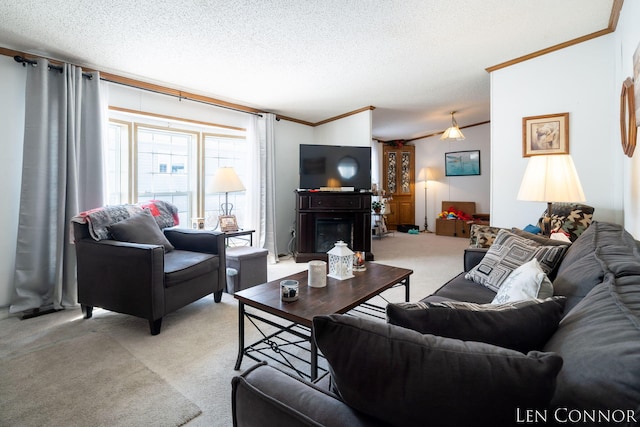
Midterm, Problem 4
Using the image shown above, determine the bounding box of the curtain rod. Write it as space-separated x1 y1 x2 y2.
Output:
13 53 266 118
103 77 264 118
14 55 94 79
14 54 262 117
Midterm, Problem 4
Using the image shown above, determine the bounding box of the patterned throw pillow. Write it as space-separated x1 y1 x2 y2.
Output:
465 229 568 292
72 200 179 241
536 203 594 242
469 224 506 248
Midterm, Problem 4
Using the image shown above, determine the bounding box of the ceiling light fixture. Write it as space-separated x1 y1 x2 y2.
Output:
440 111 466 141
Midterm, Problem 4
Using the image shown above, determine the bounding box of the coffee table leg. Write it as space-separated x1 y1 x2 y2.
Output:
310 329 318 381
234 301 245 370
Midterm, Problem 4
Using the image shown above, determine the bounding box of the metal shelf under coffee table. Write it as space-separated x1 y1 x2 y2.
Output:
234 263 413 381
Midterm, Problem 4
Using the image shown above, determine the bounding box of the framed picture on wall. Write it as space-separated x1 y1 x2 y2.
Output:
522 112 569 157
620 77 637 157
445 150 480 176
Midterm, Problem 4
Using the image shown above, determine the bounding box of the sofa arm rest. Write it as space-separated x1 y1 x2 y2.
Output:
75 239 165 319
164 229 226 291
163 228 225 255
464 248 488 272
232 362 377 427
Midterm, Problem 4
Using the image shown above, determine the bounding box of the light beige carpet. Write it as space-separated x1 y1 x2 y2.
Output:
0 231 469 427
0 332 201 427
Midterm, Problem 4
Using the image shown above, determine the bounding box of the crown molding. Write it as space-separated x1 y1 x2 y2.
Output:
486 0 623 73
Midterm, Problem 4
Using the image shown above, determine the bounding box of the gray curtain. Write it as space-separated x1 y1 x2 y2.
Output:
10 59 105 313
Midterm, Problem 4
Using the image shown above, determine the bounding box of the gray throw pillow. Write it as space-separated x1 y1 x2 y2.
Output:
108 209 174 252
386 296 566 353
313 314 563 427
465 229 567 292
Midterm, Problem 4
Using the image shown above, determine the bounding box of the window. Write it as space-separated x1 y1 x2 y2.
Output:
106 110 247 229
135 125 196 226
204 133 248 229
105 120 130 205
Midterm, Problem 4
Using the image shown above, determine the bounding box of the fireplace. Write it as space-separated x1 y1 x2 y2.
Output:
315 218 354 253
294 191 372 263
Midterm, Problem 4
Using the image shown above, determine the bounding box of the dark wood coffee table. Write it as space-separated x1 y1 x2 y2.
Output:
234 262 413 380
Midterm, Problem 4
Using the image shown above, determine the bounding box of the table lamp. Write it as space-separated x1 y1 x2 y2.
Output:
517 155 585 236
208 167 245 215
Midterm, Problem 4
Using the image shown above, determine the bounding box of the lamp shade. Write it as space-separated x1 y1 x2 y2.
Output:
208 167 245 193
418 167 435 182
440 112 465 141
517 155 585 203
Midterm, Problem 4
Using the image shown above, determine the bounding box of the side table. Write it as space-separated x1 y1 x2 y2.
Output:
224 229 255 246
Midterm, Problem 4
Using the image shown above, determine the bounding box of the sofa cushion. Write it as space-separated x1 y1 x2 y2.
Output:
491 258 554 304
108 209 175 252
231 362 378 427
551 221 609 313
427 272 496 304
510 227 572 248
163 250 217 288
387 296 565 353
313 314 563 427
544 222 640 415
465 229 567 292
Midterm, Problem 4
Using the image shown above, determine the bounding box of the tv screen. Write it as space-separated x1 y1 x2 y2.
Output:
299 144 371 190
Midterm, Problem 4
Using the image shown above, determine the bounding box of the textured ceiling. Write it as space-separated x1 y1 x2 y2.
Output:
0 0 614 140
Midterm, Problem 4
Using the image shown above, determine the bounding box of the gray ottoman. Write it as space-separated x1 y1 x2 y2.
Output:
225 246 268 293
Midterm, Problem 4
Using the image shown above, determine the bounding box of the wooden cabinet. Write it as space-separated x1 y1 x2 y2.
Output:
382 144 415 230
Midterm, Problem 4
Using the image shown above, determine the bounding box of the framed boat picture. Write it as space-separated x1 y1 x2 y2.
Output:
445 150 480 176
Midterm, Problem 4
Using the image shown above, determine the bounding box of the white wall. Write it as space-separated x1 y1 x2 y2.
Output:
413 123 491 231
490 35 623 229
618 0 640 237
0 56 26 311
272 110 373 256
273 119 314 256
313 111 372 146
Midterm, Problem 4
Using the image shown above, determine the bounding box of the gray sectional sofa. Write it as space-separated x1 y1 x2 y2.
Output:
231 222 640 426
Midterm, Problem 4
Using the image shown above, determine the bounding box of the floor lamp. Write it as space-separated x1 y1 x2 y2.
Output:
517 155 585 236
419 167 435 233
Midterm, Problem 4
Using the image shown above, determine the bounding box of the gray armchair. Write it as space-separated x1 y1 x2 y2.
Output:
73 218 226 335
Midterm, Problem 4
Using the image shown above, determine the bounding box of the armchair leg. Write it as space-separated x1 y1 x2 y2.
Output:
149 318 163 335
81 304 93 319
214 290 223 303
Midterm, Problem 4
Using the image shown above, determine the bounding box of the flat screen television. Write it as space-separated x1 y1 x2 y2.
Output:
299 144 371 191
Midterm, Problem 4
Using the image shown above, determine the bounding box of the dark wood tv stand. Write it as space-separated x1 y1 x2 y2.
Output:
294 191 373 263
